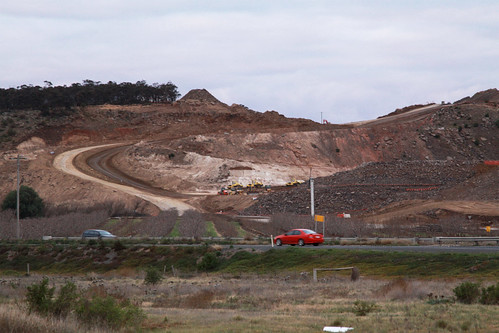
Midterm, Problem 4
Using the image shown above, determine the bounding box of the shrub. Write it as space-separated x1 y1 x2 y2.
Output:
352 300 377 316
25 277 144 329
479 283 499 305
453 281 481 304
495 119 499 128
26 278 55 315
51 281 79 318
26 278 79 318
2 185 44 219
144 266 163 285
75 296 145 330
198 252 220 272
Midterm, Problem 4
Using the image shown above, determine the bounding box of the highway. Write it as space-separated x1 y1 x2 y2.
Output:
234 244 499 254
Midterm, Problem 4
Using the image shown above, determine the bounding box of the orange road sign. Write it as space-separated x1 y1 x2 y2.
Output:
315 215 324 222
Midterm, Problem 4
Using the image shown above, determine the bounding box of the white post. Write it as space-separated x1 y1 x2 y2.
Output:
310 178 315 218
271 235 274 247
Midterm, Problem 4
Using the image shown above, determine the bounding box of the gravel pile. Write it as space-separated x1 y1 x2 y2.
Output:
243 160 481 216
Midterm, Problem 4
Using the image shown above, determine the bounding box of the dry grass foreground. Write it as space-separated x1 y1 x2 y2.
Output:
1 273 498 332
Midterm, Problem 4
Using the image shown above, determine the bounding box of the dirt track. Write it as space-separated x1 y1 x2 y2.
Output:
363 200 499 223
346 104 442 127
53 144 196 213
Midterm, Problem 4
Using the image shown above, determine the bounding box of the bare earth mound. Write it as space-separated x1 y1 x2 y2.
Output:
0 88 497 223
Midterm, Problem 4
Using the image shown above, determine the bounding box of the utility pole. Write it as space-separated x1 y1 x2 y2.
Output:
310 167 314 218
16 154 20 239
9 154 26 240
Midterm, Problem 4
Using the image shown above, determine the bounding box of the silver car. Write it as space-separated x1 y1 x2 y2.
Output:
82 229 116 239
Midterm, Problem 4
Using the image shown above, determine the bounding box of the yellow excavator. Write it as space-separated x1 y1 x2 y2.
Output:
246 180 264 189
286 179 304 187
227 181 243 190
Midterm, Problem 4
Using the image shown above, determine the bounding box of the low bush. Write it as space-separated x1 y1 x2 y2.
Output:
198 252 220 272
352 300 378 316
144 266 163 285
453 282 481 304
26 278 55 316
26 278 79 318
75 296 145 330
480 283 499 305
51 281 79 318
26 277 145 330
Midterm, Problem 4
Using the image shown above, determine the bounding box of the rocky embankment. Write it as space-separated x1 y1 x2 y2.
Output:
243 160 491 216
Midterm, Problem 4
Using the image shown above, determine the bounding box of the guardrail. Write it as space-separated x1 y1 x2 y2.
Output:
40 236 499 246
434 237 499 245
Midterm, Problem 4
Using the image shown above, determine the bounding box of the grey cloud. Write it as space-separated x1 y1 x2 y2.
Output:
0 1 497 123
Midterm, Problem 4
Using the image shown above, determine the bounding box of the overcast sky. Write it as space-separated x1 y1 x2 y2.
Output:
1 1 498 123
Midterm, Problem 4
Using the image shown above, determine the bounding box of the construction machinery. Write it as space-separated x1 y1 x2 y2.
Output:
227 181 244 190
218 187 229 195
246 179 264 190
221 180 269 195
286 179 304 187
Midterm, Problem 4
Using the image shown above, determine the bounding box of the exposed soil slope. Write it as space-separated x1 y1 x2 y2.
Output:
0 88 497 221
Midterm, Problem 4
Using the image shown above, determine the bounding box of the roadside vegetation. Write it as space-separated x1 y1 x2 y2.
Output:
0 247 497 332
0 243 497 279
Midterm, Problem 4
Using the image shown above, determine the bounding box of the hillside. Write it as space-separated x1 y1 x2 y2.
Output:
0 87 497 226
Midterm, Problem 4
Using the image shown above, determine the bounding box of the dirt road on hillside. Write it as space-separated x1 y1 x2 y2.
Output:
348 104 443 127
363 200 499 223
53 144 196 213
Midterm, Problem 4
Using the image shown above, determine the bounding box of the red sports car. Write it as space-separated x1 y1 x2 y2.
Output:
274 229 324 246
